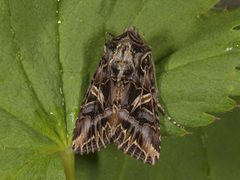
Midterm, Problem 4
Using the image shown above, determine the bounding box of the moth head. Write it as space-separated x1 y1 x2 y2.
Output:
104 26 146 55
124 26 145 44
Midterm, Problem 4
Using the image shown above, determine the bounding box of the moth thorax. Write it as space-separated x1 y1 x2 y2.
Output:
110 42 134 73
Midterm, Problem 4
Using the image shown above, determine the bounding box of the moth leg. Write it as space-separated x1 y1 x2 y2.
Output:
157 102 184 128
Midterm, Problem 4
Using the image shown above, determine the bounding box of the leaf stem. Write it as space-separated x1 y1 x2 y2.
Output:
61 146 75 180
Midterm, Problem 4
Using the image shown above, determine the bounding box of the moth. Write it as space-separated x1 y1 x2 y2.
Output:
72 26 182 165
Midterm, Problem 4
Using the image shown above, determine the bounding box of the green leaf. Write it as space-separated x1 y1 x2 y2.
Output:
0 0 69 179
0 0 239 179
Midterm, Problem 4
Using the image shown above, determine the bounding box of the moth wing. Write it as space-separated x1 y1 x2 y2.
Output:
72 58 112 154
112 58 160 165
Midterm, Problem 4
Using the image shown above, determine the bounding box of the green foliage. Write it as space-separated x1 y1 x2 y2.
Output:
0 0 239 179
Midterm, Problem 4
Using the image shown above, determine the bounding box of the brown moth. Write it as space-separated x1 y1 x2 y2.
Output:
72 26 182 165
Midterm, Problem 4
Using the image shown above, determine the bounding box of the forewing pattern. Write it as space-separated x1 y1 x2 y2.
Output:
72 26 161 165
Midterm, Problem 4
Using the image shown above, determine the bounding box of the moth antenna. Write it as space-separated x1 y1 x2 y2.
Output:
105 31 113 38
157 103 184 128
151 58 184 129
150 57 158 95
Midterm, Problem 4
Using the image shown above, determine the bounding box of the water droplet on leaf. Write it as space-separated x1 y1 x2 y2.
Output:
225 40 240 52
